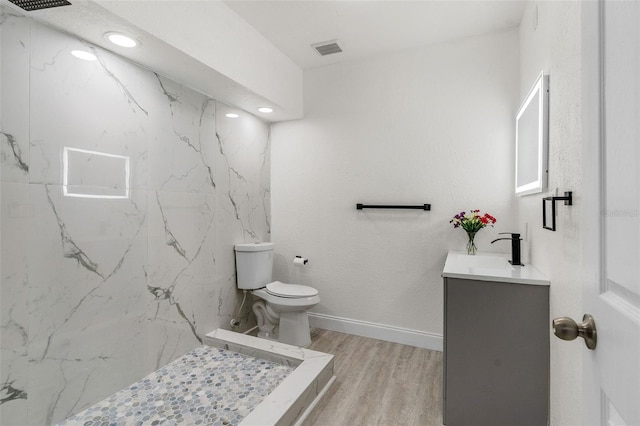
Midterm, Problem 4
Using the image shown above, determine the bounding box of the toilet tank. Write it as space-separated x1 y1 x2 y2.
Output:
234 242 275 290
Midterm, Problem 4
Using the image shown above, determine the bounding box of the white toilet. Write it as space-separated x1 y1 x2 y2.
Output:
234 242 319 347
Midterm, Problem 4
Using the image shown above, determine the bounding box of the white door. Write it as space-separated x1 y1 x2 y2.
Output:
581 1 640 424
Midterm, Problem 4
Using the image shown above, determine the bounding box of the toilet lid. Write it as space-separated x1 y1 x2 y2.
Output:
266 281 318 298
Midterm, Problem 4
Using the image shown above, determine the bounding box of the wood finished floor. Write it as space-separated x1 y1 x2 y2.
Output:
304 328 444 426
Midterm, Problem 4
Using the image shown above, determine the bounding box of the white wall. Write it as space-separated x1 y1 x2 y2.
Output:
518 2 584 425
271 29 519 349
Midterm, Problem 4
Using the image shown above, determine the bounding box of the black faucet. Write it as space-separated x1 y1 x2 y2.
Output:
490 233 524 266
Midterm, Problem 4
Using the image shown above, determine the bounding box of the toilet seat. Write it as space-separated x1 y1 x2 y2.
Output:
266 281 318 298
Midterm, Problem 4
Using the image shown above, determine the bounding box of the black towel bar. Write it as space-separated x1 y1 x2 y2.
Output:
356 203 431 211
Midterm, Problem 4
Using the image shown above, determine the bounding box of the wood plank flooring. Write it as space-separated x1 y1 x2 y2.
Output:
304 328 444 426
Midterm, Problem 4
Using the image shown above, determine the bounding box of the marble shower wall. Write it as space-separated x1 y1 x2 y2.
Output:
0 10 270 425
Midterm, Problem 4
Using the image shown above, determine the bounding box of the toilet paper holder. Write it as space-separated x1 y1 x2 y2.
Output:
294 256 308 265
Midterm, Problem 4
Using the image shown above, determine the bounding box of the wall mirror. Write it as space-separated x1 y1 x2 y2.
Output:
515 71 549 196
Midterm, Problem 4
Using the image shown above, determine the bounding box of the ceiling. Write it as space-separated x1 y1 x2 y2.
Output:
225 0 527 70
1 0 527 121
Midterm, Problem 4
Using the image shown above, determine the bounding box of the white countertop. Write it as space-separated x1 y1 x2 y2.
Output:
442 250 550 286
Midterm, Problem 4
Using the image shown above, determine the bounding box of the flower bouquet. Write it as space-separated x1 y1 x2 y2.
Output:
450 210 497 255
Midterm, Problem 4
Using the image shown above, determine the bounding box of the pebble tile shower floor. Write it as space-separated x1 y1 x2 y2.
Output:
57 345 294 426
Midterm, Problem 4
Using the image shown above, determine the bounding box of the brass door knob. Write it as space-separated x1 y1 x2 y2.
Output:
552 314 597 350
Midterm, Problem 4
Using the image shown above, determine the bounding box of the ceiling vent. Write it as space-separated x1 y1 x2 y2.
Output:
7 0 71 11
311 40 343 57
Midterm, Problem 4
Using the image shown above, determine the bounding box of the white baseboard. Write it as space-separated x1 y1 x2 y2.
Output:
308 312 443 352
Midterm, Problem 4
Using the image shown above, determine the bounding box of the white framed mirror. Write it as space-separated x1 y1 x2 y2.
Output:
515 71 549 196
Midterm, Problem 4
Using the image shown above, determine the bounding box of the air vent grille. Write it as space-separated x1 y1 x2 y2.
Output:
312 40 343 56
8 0 71 11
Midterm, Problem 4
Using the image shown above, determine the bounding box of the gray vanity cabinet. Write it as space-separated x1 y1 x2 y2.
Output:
443 277 549 426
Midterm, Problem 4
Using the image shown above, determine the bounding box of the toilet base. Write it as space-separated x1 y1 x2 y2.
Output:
252 300 312 347
278 311 311 347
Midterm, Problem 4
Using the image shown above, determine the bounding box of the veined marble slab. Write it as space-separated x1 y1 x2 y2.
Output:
205 329 335 426
1 7 271 425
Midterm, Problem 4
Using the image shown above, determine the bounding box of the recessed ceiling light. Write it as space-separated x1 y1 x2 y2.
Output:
105 32 138 48
71 50 97 61
257 107 273 113
225 113 240 119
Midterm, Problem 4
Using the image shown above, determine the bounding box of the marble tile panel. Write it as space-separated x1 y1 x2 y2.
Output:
147 190 218 368
26 184 148 424
213 104 271 331
0 10 30 183
28 24 151 190
148 75 217 193
213 275 249 327
0 182 30 425
27 323 149 425
147 191 216 291
147 318 201 374
214 102 271 244
207 102 272 334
